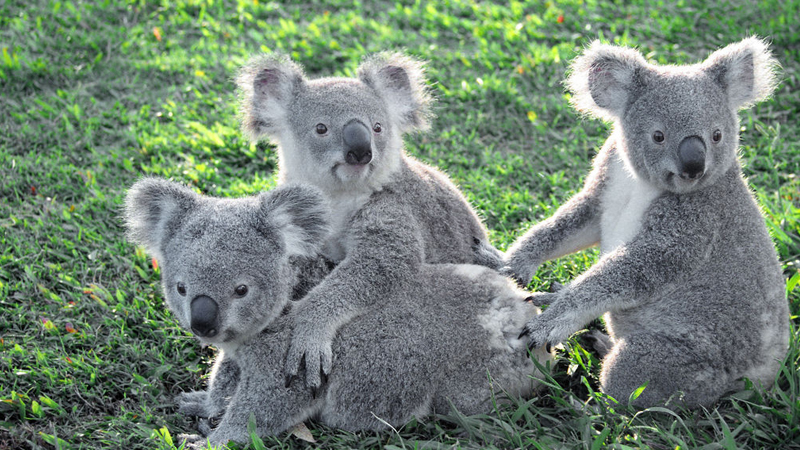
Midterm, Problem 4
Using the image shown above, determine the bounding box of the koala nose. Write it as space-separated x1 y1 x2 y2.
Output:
677 135 706 181
343 119 372 165
190 295 219 338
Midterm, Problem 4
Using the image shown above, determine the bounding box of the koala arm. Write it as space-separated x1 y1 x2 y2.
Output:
285 199 424 389
504 158 610 285
199 338 315 446
521 194 716 348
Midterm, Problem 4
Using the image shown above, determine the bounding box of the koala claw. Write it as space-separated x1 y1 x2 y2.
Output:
500 266 530 288
284 334 334 390
520 312 573 351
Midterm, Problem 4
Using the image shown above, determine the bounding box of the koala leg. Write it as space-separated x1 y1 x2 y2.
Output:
207 357 317 445
600 333 739 408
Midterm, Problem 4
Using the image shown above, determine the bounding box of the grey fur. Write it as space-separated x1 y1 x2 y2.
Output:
123 179 551 447
237 52 491 389
503 37 789 408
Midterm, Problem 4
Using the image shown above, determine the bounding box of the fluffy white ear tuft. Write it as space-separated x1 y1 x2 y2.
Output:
123 177 199 262
357 52 434 133
566 41 648 121
236 53 306 141
702 36 780 110
256 184 330 258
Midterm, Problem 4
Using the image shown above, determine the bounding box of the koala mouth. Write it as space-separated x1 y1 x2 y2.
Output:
333 161 373 181
666 171 705 192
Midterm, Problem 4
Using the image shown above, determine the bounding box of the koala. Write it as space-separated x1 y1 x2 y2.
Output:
236 52 492 389
499 38 790 408
123 178 551 446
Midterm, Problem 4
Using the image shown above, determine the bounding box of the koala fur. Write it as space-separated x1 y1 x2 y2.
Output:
236 52 492 389
123 178 551 446
500 37 790 408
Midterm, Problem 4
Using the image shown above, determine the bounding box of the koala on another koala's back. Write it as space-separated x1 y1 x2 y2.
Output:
124 178 551 447
237 53 492 388
503 38 790 408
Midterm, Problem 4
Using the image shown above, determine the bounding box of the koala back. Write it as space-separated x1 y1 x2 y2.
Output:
316 263 548 428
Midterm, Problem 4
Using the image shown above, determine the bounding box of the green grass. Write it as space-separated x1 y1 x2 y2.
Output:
1 0 798 448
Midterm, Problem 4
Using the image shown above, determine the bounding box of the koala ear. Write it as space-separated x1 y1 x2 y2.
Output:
123 177 199 261
357 52 433 133
701 36 780 110
236 53 306 141
566 41 648 121
256 184 330 258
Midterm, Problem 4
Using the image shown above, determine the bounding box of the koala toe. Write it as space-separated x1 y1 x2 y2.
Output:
501 265 532 288
524 292 557 307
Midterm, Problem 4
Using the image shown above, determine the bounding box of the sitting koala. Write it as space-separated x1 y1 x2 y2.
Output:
498 38 790 407
124 178 551 445
236 52 494 390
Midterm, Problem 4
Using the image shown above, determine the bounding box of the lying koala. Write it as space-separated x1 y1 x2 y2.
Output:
485 38 790 408
124 178 552 446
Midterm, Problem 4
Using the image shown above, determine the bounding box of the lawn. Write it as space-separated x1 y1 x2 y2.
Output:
1 0 798 448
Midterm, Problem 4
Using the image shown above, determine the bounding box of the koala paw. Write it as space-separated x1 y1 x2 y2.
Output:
198 417 221 437
471 237 505 270
284 332 333 392
500 264 536 288
519 308 576 350
523 291 558 307
176 391 215 418
177 433 210 450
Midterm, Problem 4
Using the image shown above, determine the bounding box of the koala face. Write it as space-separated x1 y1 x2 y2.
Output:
237 52 432 193
620 72 739 193
124 179 329 348
567 37 778 194
281 78 403 192
158 202 290 346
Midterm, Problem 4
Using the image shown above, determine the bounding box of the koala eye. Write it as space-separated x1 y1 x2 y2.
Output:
234 285 248 297
373 122 382 133
712 129 722 143
315 123 328 135
652 131 665 144
177 282 187 296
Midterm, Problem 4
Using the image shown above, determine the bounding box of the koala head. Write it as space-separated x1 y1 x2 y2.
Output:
567 37 779 193
124 178 329 348
237 52 432 194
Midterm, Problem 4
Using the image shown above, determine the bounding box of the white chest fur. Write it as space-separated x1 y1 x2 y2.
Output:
600 154 662 254
322 190 372 262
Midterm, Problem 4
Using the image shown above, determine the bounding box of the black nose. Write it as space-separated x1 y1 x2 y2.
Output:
677 135 706 180
190 295 219 338
343 119 372 165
